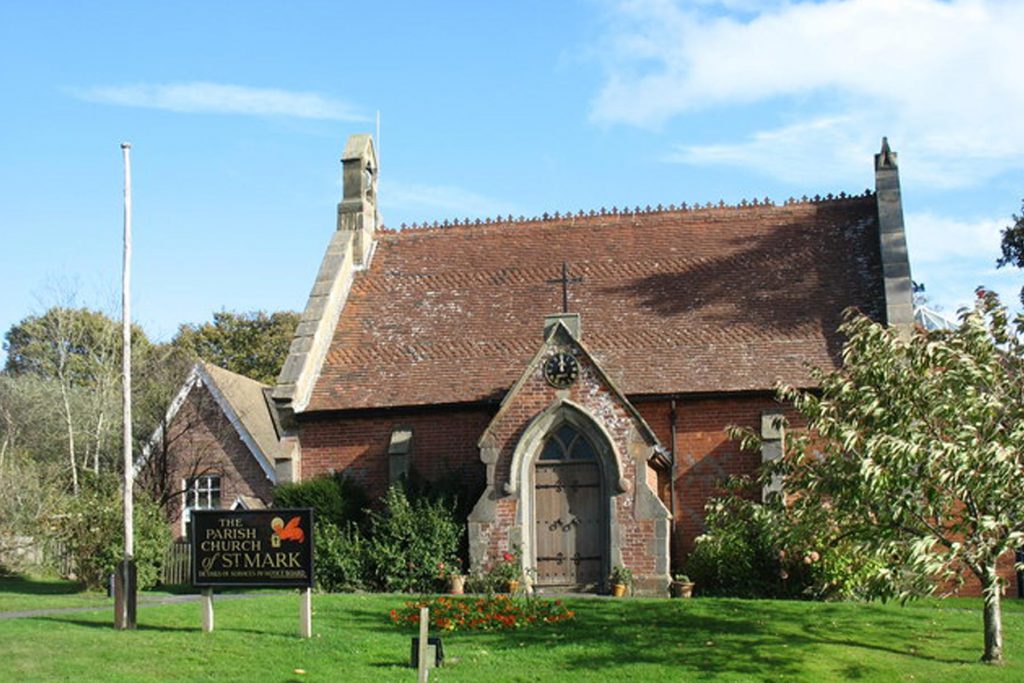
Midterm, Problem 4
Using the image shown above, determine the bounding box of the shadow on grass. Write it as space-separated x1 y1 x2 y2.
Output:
0 575 87 596
34 614 305 639
35 616 197 633
337 597 978 679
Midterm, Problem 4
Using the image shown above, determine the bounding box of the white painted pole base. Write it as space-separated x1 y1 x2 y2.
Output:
201 589 214 633
299 588 312 638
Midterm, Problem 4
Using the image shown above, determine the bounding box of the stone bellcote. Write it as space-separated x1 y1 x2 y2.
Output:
873 137 914 329
338 133 380 266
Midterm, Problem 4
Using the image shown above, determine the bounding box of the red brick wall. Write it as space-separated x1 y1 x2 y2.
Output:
157 386 275 538
635 396 790 563
295 391 1019 598
298 409 493 501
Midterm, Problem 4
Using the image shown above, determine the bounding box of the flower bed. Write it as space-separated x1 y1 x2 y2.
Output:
389 595 575 632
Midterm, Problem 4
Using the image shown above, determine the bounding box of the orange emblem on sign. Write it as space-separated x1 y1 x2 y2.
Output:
270 516 305 545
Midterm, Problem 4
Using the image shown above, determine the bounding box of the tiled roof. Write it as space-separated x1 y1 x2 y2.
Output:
307 195 885 411
203 362 283 464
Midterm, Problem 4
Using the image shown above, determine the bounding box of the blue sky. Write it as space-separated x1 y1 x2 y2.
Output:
1 0 1022 356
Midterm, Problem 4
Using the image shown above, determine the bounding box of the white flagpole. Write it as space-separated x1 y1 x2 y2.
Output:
121 142 133 560
116 141 136 629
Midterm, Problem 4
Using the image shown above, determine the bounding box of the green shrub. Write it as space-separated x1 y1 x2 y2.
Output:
686 483 873 600
313 520 365 592
273 473 368 529
50 477 170 590
363 486 462 593
686 492 788 598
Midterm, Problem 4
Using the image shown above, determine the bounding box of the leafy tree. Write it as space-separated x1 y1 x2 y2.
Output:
3 307 152 493
997 199 1024 304
173 310 299 384
50 475 170 589
735 291 1024 663
4 307 149 384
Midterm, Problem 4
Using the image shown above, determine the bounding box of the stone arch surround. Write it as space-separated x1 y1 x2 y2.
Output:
469 397 671 594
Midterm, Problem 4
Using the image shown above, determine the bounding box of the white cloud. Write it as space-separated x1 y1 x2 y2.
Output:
72 82 367 121
904 211 1004 265
903 210 1019 312
382 180 518 225
667 116 871 185
593 0 1024 186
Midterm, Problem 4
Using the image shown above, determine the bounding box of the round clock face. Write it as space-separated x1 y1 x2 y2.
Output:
543 351 579 388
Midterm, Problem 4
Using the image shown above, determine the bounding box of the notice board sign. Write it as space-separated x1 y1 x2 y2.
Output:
191 509 314 588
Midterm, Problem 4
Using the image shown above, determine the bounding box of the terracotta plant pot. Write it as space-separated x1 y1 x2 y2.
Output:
611 583 627 597
670 581 694 598
505 579 520 594
448 574 466 595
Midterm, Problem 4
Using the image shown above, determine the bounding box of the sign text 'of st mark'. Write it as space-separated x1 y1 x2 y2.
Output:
191 509 314 588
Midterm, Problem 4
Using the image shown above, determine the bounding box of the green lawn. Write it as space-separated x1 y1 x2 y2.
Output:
3 579 1024 682
0 574 111 612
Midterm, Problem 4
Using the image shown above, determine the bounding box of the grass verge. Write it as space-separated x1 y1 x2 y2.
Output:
3 585 1024 681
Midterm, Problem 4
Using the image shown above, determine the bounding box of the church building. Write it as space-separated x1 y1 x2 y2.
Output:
270 134 913 595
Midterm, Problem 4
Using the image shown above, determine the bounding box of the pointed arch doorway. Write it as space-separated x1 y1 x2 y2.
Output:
533 423 607 589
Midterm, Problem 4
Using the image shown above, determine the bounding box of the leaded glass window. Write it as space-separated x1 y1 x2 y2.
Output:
538 424 596 461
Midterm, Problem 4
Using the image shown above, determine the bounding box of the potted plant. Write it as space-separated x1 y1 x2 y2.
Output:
670 573 695 598
438 561 466 595
492 547 523 594
609 565 633 597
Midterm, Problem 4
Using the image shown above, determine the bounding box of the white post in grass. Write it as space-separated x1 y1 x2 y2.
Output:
299 588 312 638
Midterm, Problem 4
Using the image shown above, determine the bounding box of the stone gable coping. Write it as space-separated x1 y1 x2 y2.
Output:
274 133 379 416
874 137 914 329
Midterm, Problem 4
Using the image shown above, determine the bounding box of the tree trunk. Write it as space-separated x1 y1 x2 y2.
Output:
92 411 105 474
981 563 1004 664
59 379 78 495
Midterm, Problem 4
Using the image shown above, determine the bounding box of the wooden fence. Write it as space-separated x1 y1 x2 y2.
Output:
162 540 191 586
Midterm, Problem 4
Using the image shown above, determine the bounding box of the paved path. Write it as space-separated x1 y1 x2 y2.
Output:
0 592 264 620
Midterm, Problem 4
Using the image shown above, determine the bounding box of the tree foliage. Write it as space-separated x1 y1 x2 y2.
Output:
2 307 160 494
273 473 369 530
686 480 879 600
50 475 170 590
362 486 463 593
173 310 299 385
4 306 151 384
997 199 1024 304
735 291 1024 663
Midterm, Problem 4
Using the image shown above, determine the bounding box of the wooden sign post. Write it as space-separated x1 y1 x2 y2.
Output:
201 588 214 633
191 509 315 638
300 587 312 638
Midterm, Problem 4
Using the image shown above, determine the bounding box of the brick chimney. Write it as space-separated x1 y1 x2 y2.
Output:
337 133 379 266
874 137 914 328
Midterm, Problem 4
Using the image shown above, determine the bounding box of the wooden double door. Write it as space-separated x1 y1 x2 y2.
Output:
534 454 606 589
